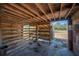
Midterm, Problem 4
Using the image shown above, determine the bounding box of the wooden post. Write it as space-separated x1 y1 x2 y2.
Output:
0 29 2 47
50 22 54 42
36 24 38 41
68 19 73 51
0 23 2 47
49 22 51 45
0 5 3 47
29 24 30 40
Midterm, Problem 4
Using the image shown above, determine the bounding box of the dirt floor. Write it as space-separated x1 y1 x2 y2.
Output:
6 39 74 56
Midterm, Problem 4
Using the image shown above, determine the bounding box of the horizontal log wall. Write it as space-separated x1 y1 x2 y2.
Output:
23 25 29 40
0 22 25 55
38 24 50 41
0 21 50 55
23 25 36 40
29 26 36 40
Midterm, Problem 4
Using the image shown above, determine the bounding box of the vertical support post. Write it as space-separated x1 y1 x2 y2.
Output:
0 23 2 47
50 21 54 44
29 24 30 40
68 19 73 51
49 22 51 45
0 5 3 47
21 24 23 40
36 24 38 42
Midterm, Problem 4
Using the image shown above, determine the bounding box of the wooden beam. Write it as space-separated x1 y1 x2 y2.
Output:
21 4 47 23
2 8 33 23
35 4 50 21
0 23 2 47
65 3 76 19
21 4 45 21
3 5 32 18
2 8 37 23
32 8 69 25
5 10 43 24
48 3 55 21
2 4 70 25
2 9 31 23
59 3 63 19
36 24 38 41
4 3 46 22
29 24 30 40
9 4 41 22
2 12 30 24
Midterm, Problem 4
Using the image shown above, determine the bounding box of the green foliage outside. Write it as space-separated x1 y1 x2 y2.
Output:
53 22 67 31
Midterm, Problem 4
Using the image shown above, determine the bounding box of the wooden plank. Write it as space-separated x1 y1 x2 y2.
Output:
2 9 31 23
3 36 21 43
35 4 50 22
2 13 28 23
9 4 40 22
48 3 55 21
3 4 31 18
5 39 22 46
36 24 38 41
0 28 2 47
65 3 76 19
21 4 47 23
2 34 22 39
59 3 63 19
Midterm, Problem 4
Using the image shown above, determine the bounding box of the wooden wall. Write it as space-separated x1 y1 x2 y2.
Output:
0 23 2 47
0 22 24 55
38 24 50 41
0 22 38 55
0 15 50 56
72 10 79 55
23 24 50 41
23 25 36 40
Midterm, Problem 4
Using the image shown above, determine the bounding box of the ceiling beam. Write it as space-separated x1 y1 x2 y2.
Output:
35 4 50 21
9 4 40 22
3 5 31 18
3 8 47 24
4 9 46 23
33 7 69 23
21 4 47 23
2 9 30 21
65 3 76 19
3 5 40 23
2 3 72 25
59 3 63 19
4 6 31 19
2 13 25 23
2 12 39 24
48 3 55 21
2 11 31 23
2 9 40 24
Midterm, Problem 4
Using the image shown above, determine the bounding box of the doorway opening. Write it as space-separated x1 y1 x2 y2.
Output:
50 20 68 48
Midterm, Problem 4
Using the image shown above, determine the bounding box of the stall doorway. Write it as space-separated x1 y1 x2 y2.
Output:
51 20 69 47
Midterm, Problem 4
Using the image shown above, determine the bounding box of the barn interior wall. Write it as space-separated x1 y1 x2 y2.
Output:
38 24 50 41
0 22 25 55
0 20 50 55
72 10 79 55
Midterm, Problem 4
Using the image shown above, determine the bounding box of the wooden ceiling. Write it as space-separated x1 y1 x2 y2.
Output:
0 3 79 25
